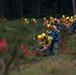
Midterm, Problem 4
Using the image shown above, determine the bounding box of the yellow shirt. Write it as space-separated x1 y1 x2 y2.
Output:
41 36 53 47
44 20 48 26
67 19 74 27
50 19 55 25
62 18 66 23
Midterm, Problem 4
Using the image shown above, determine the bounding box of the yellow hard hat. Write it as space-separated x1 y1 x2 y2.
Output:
33 19 35 21
66 17 69 20
62 15 65 18
37 35 42 40
41 33 46 39
54 18 57 21
50 17 53 19
43 17 46 20
47 24 50 28
71 16 73 19
25 18 27 21
74 15 76 18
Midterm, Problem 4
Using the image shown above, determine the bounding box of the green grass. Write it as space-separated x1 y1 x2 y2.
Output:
0 19 76 75
9 56 76 75
68 34 76 51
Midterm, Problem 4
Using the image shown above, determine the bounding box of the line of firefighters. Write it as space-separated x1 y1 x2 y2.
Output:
33 15 76 56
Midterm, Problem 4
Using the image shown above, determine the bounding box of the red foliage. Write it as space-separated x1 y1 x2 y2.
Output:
24 50 29 55
61 49 69 54
61 50 65 54
65 49 69 54
1 38 7 47
29 50 35 56
0 38 7 52
22 45 27 50
1 47 6 52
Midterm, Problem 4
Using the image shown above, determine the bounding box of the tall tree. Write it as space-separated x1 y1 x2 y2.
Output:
19 0 23 18
0 0 8 18
72 0 76 15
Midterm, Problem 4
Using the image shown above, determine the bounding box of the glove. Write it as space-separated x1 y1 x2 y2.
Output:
36 48 39 51
33 38 36 41
38 51 42 54
38 42 42 45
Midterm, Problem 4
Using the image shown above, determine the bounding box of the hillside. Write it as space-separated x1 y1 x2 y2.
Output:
0 20 76 75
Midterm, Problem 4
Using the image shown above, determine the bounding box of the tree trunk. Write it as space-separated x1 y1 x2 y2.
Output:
12 0 16 19
16 8 19 18
72 0 76 15
3 41 21 75
20 0 23 18
37 0 41 19
61 0 63 15
1 10 4 18
3 57 14 75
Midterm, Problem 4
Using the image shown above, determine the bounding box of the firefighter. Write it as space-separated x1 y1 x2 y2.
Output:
61 15 66 23
43 18 48 26
33 33 53 55
32 19 37 23
46 24 60 55
24 18 29 24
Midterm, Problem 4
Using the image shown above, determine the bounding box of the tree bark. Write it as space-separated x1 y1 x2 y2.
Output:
72 0 76 15
20 0 23 18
